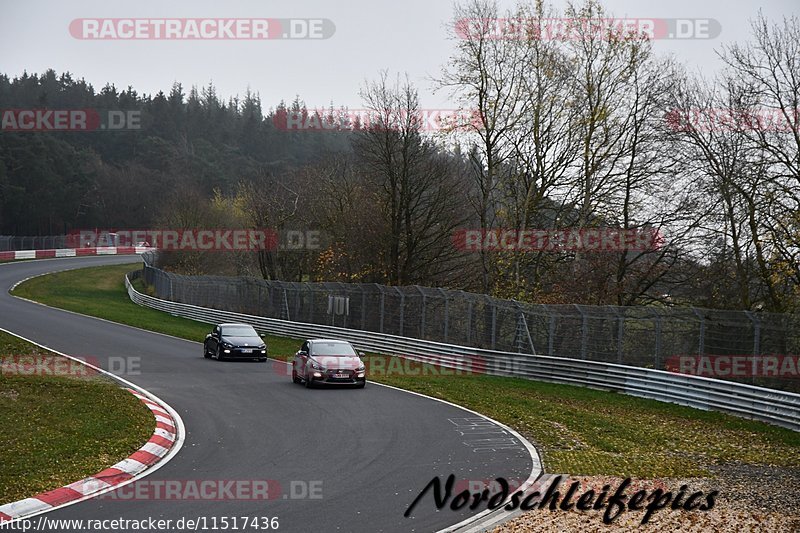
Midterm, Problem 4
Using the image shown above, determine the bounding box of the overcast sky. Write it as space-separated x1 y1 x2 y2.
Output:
1 0 797 112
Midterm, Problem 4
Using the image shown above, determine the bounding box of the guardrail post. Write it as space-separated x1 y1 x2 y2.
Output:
379 289 385 334
581 312 588 360
653 311 662 369
396 287 405 337
744 311 761 356
548 311 556 356
361 286 367 330
337 282 347 329
308 286 314 324
417 286 426 339
490 298 496 350
439 289 449 343
616 310 625 364
467 299 473 344
745 311 761 384
692 308 705 356
574 304 587 359
282 289 290 321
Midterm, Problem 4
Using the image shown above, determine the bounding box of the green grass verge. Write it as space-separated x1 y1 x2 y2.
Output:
0 331 154 503
11 265 298 357
12 264 800 478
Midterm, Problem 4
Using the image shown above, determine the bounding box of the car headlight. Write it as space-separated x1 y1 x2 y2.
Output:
222 342 233 349
310 360 324 370
357 365 366 372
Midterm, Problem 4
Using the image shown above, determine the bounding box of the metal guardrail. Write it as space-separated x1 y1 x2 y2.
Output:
140 256 800 386
125 270 800 432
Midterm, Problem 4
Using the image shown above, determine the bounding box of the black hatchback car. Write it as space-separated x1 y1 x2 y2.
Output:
204 323 267 361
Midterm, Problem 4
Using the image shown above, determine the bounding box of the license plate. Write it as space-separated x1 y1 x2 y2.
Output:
333 373 348 378
241 349 252 354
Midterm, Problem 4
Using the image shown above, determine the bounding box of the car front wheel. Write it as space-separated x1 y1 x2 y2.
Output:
203 343 211 359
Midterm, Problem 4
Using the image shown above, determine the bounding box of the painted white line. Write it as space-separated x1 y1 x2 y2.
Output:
4 256 542 531
267 359 544 533
375 380 543 532
371 383 542 532
7 270 213 347
6 257 143 293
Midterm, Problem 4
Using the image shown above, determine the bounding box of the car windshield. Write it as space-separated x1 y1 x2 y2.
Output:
222 326 259 337
312 342 357 356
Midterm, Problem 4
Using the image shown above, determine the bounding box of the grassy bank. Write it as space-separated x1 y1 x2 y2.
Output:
12 264 800 478
12 265 298 356
0 331 154 503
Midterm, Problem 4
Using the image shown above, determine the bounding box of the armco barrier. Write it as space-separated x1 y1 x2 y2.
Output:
125 271 800 432
0 247 152 261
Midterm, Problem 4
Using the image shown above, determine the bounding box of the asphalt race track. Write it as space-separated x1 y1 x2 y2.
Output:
0 256 536 533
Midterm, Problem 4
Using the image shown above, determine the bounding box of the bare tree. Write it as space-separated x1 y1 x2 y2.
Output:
720 13 800 308
238 170 301 280
438 0 532 292
664 13 800 311
308 153 385 282
355 72 468 285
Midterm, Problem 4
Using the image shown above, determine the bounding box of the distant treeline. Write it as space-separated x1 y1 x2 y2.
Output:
0 70 352 235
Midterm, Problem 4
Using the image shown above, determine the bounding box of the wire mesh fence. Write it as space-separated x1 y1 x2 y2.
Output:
0 235 71 251
137 253 800 392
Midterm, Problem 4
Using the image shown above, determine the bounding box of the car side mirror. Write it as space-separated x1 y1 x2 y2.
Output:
205 333 212 340
358 352 366 358
298 350 308 356
259 333 266 338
